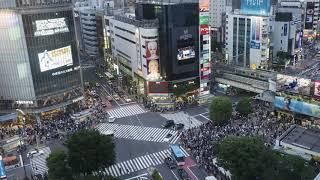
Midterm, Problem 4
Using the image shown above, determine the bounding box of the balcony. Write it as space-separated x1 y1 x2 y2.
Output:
83 34 97 41
81 19 96 26
82 25 96 31
84 39 98 45
82 29 96 36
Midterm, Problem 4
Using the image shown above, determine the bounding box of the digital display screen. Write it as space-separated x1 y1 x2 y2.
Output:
240 0 271 16
34 18 69 36
177 46 195 60
148 82 169 94
276 74 312 96
38 45 73 72
314 81 320 97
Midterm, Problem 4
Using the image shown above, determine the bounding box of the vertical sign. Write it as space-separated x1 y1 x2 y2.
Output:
199 0 211 97
305 2 315 30
250 17 261 49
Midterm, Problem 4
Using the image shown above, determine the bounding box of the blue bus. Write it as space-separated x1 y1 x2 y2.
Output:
0 156 7 180
170 145 185 166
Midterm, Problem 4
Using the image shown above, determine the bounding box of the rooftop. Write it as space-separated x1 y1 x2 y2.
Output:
281 126 320 154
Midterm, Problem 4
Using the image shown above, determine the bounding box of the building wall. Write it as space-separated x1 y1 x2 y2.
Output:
209 0 226 28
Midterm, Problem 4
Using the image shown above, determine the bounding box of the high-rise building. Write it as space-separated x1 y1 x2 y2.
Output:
225 0 272 69
0 0 83 115
209 0 226 42
303 0 320 38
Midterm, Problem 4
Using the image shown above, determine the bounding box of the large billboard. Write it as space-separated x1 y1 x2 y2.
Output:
241 0 271 16
199 0 209 12
177 46 196 60
38 45 73 72
148 82 169 94
314 81 320 97
146 40 160 80
276 74 312 96
275 96 320 118
305 2 315 30
251 17 261 49
34 18 69 37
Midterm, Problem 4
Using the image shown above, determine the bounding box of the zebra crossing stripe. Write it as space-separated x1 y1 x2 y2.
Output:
107 104 146 118
179 146 190 157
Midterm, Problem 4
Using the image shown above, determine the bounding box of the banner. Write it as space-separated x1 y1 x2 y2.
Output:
315 81 320 97
276 74 312 96
146 40 160 80
250 17 261 49
305 2 315 30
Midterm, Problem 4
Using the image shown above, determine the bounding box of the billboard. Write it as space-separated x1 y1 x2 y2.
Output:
276 74 312 96
200 24 209 35
200 16 209 25
251 17 261 49
146 40 160 80
38 45 73 72
177 46 196 60
199 0 209 12
275 96 320 118
305 2 315 30
34 18 69 37
148 82 169 94
314 81 320 97
241 0 271 16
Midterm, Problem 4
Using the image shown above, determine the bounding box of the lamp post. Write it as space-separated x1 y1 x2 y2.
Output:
16 109 28 180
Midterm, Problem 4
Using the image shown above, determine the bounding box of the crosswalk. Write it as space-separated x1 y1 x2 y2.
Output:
30 146 51 176
107 104 146 118
160 112 203 129
94 148 189 178
96 123 180 144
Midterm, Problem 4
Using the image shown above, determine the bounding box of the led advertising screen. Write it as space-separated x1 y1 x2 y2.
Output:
146 40 160 80
241 0 271 16
148 82 169 94
200 24 209 35
199 0 209 12
276 74 312 96
314 81 320 97
177 46 196 60
251 17 261 49
200 16 209 25
38 45 73 72
275 96 320 118
34 18 69 36
305 2 315 30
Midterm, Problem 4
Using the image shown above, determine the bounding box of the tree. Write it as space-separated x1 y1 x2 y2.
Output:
216 136 317 180
66 129 116 175
276 51 291 66
236 97 252 116
209 96 232 126
47 150 73 180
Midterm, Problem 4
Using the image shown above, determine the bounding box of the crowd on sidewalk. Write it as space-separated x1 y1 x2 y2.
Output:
180 102 293 180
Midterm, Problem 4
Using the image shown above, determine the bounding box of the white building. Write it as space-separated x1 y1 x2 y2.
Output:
209 0 226 42
225 9 271 69
108 15 159 94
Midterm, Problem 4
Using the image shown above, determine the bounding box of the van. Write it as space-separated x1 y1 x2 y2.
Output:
108 116 116 123
104 130 114 137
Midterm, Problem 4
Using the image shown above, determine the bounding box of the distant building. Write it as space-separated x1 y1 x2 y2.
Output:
209 0 226 42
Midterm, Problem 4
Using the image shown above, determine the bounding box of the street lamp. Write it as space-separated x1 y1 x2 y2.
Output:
16 109 29 180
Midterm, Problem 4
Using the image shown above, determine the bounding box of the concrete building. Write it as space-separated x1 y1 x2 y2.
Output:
0 0 83 115
209 0 226 42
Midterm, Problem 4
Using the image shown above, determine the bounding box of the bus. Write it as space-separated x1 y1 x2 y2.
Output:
170 144 185 166
0 156 7 180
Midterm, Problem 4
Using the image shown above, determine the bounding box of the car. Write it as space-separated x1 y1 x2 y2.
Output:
113 95 120 101
162 120 175 128
27 149 44 158
177 168 190 180
108 116 116 123
125 98 132 103
95 83 101 87
175 123 184 130
164 157 176 169
163 133 173 142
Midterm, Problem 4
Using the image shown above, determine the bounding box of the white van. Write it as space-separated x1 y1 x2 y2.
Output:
108 116 116 123
104 130 114 137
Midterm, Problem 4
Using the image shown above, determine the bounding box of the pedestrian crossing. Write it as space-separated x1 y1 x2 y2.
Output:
94 148 189 178
160 112 203 129
96 123 180 143
107 104 146 118
30 146 51 176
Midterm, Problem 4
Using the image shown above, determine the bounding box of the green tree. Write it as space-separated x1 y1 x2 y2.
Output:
209 96 232 126
276 51 291 66
66 129 116 175
46 150 73 180
236 97 252 116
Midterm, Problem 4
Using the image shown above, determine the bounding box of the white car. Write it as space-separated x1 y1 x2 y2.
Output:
163 133 173 142
27 149 44 158
108 116 116 123
125 98 132 103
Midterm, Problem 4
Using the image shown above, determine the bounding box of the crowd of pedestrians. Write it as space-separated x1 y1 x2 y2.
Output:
180 102 294 179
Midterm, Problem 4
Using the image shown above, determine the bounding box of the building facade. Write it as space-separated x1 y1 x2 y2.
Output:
209 0 226 42
0 0 83 114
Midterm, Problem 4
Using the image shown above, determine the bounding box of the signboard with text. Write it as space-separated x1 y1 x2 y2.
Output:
241 0 271 16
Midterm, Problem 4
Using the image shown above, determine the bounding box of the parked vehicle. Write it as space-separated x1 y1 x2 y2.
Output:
162 120 175 128
164 157 176 169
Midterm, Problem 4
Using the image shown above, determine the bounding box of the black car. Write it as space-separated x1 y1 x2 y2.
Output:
175 123 184 130
177 168 190 180
164 157 176 169
162 120 175 128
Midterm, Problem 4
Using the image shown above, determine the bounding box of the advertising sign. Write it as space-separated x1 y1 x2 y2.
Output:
251 17 261 49
38 45 73 72
305 2 315 30
177 46 196 60
276 74 312 96
0 156 6 179
200 24 209 35
314 81 320 97
34 18 69 36
146 40 160 80
240 0 271 16
148 82 169 94
200 16 209 25
199 0 209 12
275 96 320 118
